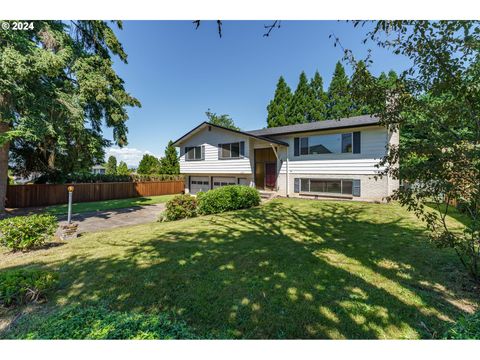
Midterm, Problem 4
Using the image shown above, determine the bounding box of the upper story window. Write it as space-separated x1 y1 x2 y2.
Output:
294 131 360 156
185 146 204 161
218 141 245 160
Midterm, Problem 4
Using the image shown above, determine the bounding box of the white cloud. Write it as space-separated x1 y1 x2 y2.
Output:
105 147 158 168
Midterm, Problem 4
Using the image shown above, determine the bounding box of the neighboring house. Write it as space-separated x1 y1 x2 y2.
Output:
92 165 106 175
173 115 399 202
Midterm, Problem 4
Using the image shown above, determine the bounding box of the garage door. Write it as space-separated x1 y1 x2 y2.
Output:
190 176 210 194
212 177 236 189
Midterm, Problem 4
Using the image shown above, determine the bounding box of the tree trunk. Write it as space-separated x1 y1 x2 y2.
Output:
0 121 10 212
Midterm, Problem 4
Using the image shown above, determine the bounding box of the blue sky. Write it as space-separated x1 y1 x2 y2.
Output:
105 21 410 166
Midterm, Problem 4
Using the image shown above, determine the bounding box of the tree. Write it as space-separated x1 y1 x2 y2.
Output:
266 76 292 128
117 161 129 176
349 60 375 116
344 20 480 282
286 72 311 124
326 62 354 119
159 140 180 175
205 109 239 130
0 21 140 211
137 154 160 174
307 71 328 122
105 156 117 175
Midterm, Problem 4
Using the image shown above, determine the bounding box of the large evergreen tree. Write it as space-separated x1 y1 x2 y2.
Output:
326 62 354 119
307 71 328 122
0 21 140 211
159 140 180 175
105 156 117 175
287 72 311 124
266 76 292 128
350 61 374 116
137 154 160 174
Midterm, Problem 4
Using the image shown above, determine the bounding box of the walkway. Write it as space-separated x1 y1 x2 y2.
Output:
57 203 166 234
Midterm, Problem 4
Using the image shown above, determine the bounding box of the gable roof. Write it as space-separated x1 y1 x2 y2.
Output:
246 115 380 137
172 122 289 147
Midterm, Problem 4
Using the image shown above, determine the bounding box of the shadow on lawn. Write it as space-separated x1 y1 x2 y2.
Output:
4 200 478 339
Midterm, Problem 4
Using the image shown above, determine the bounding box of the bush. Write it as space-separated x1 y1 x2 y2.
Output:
444 311 480 339
0 214 57 251
197 185 260 215
3 304 199 339
0 269 59 307
163 194 197 221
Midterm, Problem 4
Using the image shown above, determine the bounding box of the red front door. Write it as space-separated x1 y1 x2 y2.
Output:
265 163 276 189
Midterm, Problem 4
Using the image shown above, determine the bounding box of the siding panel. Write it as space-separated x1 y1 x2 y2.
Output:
179 127 253 174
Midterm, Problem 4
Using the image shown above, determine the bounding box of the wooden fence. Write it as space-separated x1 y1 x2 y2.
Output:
6 180 185 208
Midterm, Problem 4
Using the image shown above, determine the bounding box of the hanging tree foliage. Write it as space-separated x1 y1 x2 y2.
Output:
0 21 140 209
345 20 480 283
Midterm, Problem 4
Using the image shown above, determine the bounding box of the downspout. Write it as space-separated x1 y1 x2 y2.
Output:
286 147 289 197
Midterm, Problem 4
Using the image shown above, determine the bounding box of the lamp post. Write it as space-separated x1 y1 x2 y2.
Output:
67 185 74 224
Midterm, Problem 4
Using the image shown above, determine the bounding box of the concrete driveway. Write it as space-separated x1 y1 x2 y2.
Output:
57 203 166 234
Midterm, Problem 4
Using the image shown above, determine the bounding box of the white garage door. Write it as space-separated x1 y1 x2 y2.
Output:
212 177 236 189
190 176 210 194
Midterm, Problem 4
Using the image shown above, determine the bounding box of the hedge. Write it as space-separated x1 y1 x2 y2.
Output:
34 173 183 184
197 185 260 215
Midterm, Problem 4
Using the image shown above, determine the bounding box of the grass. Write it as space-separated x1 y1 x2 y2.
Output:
43 195 175 216
1 198 478 339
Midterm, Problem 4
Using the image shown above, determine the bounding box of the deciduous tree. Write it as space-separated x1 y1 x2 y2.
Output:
205 109 239 130
137 154 160 174
116 161 129 176
345 20 480 282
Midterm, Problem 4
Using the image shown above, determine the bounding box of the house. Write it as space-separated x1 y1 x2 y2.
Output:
172 115 399 202
91 165 106 175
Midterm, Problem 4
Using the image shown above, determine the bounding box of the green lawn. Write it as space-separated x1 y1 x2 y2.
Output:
43 194 175 216
1 198 477 339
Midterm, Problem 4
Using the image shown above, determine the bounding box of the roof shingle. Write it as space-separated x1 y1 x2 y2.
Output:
246 115 380 137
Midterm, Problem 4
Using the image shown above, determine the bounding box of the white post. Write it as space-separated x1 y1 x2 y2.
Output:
67 192 72 224
67 185 74 224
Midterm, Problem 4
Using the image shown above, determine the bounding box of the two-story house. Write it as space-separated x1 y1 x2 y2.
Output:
172 115 399 202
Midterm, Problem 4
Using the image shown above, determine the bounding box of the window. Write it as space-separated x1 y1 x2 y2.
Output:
341 133 352 153
294 132 359 156
185 146 203 161
218 141 244 159
296 178 355 196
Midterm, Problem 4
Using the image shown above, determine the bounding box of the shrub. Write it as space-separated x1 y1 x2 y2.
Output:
197 185 260 215
164 194 197 221
0 214 57 251
444 311 480 339
0 269 59 307
3 304 199 339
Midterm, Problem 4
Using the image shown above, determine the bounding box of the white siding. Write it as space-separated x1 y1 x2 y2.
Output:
273 126 388 175
178 126 253 174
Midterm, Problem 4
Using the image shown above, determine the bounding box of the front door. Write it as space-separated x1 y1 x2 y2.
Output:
255 162 265 190
265 163 276 189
